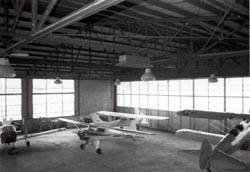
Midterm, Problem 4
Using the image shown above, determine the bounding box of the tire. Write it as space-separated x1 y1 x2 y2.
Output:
80 144 85 150
96 148 102 155
26 141 30 147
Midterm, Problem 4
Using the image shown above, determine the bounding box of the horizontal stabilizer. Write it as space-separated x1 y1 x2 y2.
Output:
58 118 90 127
97 111 169 120
176 129 223 145
112 127 155 135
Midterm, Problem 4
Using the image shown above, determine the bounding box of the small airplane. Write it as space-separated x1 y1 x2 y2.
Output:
58 116 159 155
176 109 250 171
0 118 66 154
85 110 169 131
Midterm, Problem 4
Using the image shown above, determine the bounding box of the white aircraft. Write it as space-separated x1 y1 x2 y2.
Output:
0 118 66 154
176 109 250 171
58 116 159 155
85 110 169 131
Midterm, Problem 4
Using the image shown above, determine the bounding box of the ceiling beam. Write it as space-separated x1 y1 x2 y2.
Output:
0 0 124 57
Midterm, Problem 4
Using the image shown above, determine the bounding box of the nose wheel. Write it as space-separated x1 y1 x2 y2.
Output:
26 141 30 147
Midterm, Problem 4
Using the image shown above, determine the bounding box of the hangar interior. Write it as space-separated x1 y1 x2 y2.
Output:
0 0 249 172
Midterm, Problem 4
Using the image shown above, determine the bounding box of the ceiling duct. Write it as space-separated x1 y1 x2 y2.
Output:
115 55 153 68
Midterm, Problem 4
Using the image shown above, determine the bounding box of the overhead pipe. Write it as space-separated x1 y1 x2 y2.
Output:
0 0 124 57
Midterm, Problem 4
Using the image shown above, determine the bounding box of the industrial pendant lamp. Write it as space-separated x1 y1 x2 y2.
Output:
54 77 62 84
0 58 16 78
114 78 121 85
141 68 156 81
208 73 218 83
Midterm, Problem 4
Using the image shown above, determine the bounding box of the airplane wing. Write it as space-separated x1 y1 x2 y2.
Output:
177 109 250 120
112 127 156 135
176 129 224 145
97 111 169 120
17 127 66 140
58 118 92 128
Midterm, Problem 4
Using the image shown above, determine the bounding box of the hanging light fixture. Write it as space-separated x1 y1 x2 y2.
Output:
141 68 156 81
114 78 121 85
54 77 62 84
0 58 16 78
208 73 218 83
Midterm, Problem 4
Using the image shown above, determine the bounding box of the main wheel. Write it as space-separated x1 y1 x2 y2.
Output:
26 141 30 147
80 144 85 150
96 148 102 155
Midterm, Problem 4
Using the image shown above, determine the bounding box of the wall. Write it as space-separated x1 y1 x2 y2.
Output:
78 80 114 116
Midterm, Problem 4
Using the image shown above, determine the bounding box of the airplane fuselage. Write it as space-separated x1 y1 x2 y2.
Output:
215 121 250 154
0 125 17 144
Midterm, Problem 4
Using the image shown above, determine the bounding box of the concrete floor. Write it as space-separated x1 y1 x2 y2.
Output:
0 128 249 172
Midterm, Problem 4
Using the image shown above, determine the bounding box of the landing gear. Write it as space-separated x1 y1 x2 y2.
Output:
26 141 30 147
80 144 85 149
96 148 102 155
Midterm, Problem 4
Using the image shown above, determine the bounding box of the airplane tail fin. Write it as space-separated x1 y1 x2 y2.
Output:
199 139 213 170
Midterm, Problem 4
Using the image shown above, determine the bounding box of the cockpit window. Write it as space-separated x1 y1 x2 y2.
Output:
96 128 105 133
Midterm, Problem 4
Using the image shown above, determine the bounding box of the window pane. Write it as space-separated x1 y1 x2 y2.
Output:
243 98 250 113
148 95 158 109
181 96 193 110
47 79 62 93
117 95 124 106
0 79 5 94
159 96 168 110
124 95 131 107
194 79 208 96
131 95 139 108
181 79 193 96
33 79 74 118
169 80 180 96
131 81 139 95
63 80 74 92
169 96 180 111
243 77 250 97
140 95 148 108
140 82 148 95
124 82 131 94
226 78 242 97
33 95 46 118
148 81 158 95
159 81 168 95
209 78 224 97
194 97 208 111
117 82 124 94
209 97 224 112
0 96 6 120
63 94 74 116
33 79 46 93
47 94 62 117
6 79 21 93
6 95 21 120
226 97 242 113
